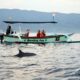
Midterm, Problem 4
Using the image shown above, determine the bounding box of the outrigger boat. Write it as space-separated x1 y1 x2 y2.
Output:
0 20 79 44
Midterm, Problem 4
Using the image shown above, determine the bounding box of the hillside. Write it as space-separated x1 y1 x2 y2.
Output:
0 9 80 33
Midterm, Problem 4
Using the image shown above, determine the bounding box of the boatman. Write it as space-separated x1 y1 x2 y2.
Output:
6 25 13 35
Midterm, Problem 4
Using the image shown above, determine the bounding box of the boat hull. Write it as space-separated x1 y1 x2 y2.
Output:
3 35 68 44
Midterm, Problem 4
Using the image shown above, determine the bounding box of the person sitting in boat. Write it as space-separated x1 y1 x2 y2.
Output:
40 30 46 37
24 29 30 37
37 30 41 38
6 25 14 35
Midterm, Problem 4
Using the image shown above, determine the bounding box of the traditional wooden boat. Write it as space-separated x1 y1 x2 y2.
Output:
1 20 77 44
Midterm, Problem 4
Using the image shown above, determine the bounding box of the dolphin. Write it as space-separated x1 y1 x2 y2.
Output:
15 49 36 58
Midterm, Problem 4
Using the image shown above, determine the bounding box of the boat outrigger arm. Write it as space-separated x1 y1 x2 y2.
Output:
3 20 57 24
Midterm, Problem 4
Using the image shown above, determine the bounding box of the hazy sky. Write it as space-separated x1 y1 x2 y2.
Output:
0 0 80 13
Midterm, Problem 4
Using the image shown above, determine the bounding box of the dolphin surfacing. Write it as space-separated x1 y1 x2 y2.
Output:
15 49 36 58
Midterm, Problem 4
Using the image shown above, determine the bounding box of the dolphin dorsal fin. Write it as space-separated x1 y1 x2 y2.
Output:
19 49 23 53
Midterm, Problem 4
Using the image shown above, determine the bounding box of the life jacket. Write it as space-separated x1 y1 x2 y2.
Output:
40 32 46 37
37 32 41 38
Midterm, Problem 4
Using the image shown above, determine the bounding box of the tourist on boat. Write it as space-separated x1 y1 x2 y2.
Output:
24 29 30 37
37 30 46 38
6 25 13 35
40 30 46 37
37 30 41 38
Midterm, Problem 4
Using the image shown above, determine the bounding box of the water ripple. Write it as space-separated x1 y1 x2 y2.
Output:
0 43 80 80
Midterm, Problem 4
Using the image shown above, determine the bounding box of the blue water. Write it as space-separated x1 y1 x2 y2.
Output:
0 43 80 80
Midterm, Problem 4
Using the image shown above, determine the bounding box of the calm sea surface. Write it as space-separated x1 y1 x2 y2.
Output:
0 43 80 80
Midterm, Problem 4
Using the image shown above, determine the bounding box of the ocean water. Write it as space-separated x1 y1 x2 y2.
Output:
0 43 80 80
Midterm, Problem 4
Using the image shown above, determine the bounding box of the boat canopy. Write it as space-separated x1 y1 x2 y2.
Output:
3 21 57 24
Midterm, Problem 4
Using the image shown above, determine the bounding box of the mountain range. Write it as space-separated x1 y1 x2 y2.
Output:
0 9 80 33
